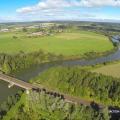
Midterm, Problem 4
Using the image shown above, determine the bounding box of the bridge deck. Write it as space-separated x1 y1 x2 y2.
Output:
0 73 34 90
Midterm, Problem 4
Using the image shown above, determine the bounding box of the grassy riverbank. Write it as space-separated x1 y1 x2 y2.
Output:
92 61 120 78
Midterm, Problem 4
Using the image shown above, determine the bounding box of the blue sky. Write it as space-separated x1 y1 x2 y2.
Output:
0 0 120 22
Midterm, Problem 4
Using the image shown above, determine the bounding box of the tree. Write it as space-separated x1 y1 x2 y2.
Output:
103 107 110 120
2 62 11 73
22 27 27 32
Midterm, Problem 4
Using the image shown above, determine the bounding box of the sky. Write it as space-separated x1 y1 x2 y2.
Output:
0 0 120 22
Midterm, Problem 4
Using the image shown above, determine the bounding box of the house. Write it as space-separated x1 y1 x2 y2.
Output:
0 28 9 32
27 32 45 37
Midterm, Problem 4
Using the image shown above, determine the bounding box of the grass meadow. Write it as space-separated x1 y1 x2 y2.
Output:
93 62 120 78
0 30 113 56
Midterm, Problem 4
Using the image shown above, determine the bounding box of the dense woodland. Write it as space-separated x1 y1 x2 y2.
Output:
7 91 110 120
0 91 23 119
0 51 63 74
32 66 120 107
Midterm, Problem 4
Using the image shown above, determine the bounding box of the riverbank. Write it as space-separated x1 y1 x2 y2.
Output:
0 45 119 103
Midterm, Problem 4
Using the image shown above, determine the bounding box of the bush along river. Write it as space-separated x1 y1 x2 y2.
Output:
0 36 120 119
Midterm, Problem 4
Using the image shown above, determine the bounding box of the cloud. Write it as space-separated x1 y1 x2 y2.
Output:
16 0 72 14
79 0 120 7
16 0 120 14
0 16 23 22
5 0 118 22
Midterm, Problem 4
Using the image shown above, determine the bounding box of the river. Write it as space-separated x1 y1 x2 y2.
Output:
0 37 120 103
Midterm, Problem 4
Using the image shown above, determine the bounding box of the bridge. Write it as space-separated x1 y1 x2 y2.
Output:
0 72 120 116
0 73 100 106
0 73 37 94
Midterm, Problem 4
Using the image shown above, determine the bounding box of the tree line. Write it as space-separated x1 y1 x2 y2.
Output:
0 91 23 120
33 66 120 107
0 51 64 74
9 90 110 120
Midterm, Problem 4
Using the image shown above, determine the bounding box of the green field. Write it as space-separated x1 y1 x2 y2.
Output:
0 30 113 56
93 62 120 78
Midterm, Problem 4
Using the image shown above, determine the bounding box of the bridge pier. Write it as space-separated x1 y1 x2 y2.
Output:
8 82 14 88
26 89 30 94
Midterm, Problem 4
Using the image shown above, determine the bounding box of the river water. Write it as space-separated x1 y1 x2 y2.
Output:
0 39 120 103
